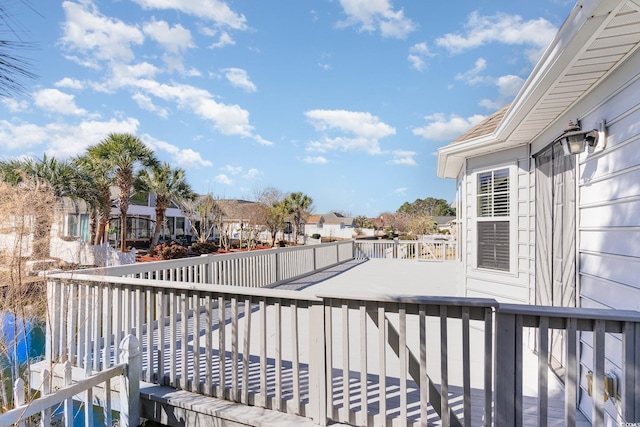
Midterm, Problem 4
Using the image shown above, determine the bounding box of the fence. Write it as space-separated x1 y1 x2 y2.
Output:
354 238 456 261
0 335 140 427
44 264 640 426
81 240 354 288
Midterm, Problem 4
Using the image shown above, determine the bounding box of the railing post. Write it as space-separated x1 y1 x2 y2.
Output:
64 361 73 426
495 311 520 427
308 302 327 425
13 378 25 427
119 334 141 427
41 368 51 427
622 321 639 422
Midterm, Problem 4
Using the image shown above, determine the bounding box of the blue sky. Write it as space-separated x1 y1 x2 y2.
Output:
1 0 574 217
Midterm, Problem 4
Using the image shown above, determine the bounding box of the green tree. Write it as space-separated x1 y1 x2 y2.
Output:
397 197 455 217
255 187 288 246
136 163 195 246
74 153 113 245
88 133 159 252
283 191 313 243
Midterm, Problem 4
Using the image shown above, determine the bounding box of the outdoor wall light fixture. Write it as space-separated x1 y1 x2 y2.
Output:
554 119 605 156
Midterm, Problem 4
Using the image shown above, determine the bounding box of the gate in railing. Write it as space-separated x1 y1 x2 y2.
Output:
354 239 456 261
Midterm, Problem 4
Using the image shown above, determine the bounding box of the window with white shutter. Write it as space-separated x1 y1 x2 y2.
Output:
476 168 511 271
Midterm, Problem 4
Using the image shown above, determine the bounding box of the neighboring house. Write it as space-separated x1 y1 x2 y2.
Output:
432 216 456 233
304 212 360 239
437 0 640 422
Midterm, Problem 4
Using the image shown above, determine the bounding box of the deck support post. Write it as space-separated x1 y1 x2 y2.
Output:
308 303 327 426
495 312 521 427
119 334 141 427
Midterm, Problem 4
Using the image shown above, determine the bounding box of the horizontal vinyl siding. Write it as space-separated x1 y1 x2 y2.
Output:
463 148 531 304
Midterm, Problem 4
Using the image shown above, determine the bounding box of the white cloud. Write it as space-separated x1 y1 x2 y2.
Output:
413 113 486 142
126 79 271 145
304 156 328 164
142 134 212 168
215 174 233 185
480 74 525 109
209 31 235 48
143 20 194 54
305 109 395 155
131 0 248 30
436 12 557 63
61 2 145 65
0 117 140 157
223 165 243 175
222 68 257 92
389 150 417 166
176 148 213 168
55 77 85 90
132 93 169 118
408 42 432 71
394 187 407 195
2 98 28 113
33 89 87 116
455 57 490 85
244 168 260 179
336 0 416 39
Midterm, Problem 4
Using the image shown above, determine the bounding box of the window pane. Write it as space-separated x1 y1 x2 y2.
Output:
478 221 510 271
477 168 509 217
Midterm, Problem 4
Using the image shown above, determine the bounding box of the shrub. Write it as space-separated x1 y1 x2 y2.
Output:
311 233 321 240
151 242 188 260
191 241 218 255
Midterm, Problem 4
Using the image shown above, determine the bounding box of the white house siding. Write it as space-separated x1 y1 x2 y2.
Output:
526 47 640 424
461 146 533 304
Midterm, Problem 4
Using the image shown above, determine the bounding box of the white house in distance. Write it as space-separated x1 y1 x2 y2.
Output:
437 0 640 422
304 212 364 239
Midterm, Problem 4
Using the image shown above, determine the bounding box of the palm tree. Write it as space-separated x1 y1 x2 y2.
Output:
74 153 113 245
88 133 159 252
136 162 195 246
283 192 313 243
0 155 90 258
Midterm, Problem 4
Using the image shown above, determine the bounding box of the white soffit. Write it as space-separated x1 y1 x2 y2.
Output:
509 0 640 145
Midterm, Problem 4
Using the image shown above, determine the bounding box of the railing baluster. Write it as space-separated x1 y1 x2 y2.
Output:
419 305 428 427
538 316 549 427
325 301 334 419
399 303 408 425
440 305 449 427
180 290 189 390
462 306 471 427
378 303 386 425
169 289 177 387
242 297 252 405
275 299 283 411
359 304 368 426
192 292 201 393
592 319 606 427
157 288 165 384
565 317 577 427
259 298 267 407
218 295 226 398
145 286 153 383
204 294 212 395
231 296 239 401
484 307 493 427
104 284 113 369
341 300 350 422
291 300 300 414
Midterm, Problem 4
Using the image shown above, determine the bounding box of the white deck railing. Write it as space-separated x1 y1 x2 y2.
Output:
44 260 640 426
1 335 140 427
81 240 354 288
354 239 456 261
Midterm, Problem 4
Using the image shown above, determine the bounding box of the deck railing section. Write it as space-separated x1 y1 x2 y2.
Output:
354 239 456 261
495 304 640 427
81 241 355 288
2 335 140 427
44 256 640 427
